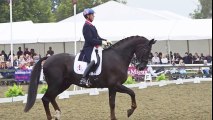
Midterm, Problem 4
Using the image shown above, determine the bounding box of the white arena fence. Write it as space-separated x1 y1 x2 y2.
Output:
0 78 212 104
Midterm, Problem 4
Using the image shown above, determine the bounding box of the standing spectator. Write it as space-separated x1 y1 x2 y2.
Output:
152 52 160 64
24 48 31 56
46 47 54 56
200 53 206 62
17 47 23 59
30 49 36 58
183 52 191 64
1 50 8 61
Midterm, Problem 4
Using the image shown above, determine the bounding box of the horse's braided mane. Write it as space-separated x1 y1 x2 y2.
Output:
105 36 148 50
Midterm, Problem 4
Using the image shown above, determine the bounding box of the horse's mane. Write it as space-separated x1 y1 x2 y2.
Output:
104 36 148 51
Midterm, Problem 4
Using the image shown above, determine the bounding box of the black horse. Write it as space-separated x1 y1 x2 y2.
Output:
24 36 156 120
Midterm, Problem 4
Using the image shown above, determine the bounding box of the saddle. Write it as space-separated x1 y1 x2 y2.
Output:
74 47 103 75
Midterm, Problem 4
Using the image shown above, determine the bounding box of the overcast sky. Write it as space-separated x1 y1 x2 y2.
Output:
127 0 200 17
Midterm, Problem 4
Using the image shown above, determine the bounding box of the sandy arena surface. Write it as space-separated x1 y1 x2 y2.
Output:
0 82 212 120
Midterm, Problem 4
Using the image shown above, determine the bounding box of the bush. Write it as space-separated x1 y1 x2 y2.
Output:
156 74 167 81
5 84 24 97
124 76 136 84
38 85 48 94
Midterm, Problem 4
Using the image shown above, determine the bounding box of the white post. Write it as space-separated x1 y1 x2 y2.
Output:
10 0 14 66
74 4 77 55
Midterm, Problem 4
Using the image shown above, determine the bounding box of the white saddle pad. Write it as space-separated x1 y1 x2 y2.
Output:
74 47 103 75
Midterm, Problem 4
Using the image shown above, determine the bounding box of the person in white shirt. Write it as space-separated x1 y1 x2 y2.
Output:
152 53 160 64
161 54 169 64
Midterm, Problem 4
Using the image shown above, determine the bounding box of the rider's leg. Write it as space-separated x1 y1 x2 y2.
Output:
80 60 95 86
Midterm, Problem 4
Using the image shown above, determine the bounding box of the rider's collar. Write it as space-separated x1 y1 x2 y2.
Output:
85 20 93 26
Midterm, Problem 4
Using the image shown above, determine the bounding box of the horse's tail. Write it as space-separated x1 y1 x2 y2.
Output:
24 57 48 112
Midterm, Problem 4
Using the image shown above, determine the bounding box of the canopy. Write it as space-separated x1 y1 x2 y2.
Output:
60 1 190 23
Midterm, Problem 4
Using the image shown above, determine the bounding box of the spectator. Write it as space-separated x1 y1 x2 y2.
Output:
200 53 206 61
193 53 200 64
7 51 15 61
46 47 54 56
158 52 163 64
179 59 187 75
161 54 169 64
1 50 8 61
17 47 23 59
13 56 19 67
30 49 36 58
152 52 160 64
24 48 31 56
183 52 192 64
206 54 212 63
202 60 211 77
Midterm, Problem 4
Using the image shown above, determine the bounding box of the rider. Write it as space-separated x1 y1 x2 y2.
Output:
79 8 110 86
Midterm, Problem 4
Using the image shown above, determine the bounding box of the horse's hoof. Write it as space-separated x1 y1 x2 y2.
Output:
127 109 134 117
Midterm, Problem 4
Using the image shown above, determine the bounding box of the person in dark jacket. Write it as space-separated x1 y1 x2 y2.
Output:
79 8 110 86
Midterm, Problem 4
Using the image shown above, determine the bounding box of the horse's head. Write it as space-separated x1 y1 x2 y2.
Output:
135 39 157 71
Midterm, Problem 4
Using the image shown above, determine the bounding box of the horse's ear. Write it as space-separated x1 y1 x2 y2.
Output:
149 39 157 45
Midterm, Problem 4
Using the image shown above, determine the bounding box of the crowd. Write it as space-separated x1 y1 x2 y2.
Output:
150 51 212 65
0 47 54 70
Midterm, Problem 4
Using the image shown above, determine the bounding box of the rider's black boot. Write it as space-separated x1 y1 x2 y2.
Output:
80 60 95 87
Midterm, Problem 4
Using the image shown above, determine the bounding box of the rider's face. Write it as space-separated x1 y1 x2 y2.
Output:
87 14 95 22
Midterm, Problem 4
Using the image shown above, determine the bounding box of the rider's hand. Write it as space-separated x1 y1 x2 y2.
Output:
102 41 108 46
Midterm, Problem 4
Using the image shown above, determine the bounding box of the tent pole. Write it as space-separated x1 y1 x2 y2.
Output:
167 40 171 64
63 42 66 53
208 39 211 55
44 43 45 57
187 40 189 53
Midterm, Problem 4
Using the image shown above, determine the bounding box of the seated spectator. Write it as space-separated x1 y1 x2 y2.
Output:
193 53 200 64
161 54 169 64
183 52 192 64
179 59 187 75
25 54 34 63
13 56 19 67
152 53 160 64
24 48 31 56
202 60 211 77
1 50 8 61
206 55 212 63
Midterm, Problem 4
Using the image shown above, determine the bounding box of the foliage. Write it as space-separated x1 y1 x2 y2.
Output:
55 0 127 22
38 84 48 94
0 0 126 23
190 0 212 19
124 75 136 84
0 0 55 23
5 84 24 97
156 74 167 81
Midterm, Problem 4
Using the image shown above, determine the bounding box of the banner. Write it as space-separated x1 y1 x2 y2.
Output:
128 67 147 76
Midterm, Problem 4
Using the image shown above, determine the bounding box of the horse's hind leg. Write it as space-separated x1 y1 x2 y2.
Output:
42 93 52 120
115 84 137 118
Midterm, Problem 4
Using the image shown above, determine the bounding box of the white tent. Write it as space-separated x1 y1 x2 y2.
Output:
0 21 37 44
60 1 189 23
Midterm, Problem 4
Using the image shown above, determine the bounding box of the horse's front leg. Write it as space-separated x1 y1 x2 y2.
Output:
108 88 117 120
115 84 137 118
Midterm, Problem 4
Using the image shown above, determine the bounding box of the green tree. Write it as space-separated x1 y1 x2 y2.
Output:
0 1 10 23
190 0 212 19
55 0 126 22
0 0 55 23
